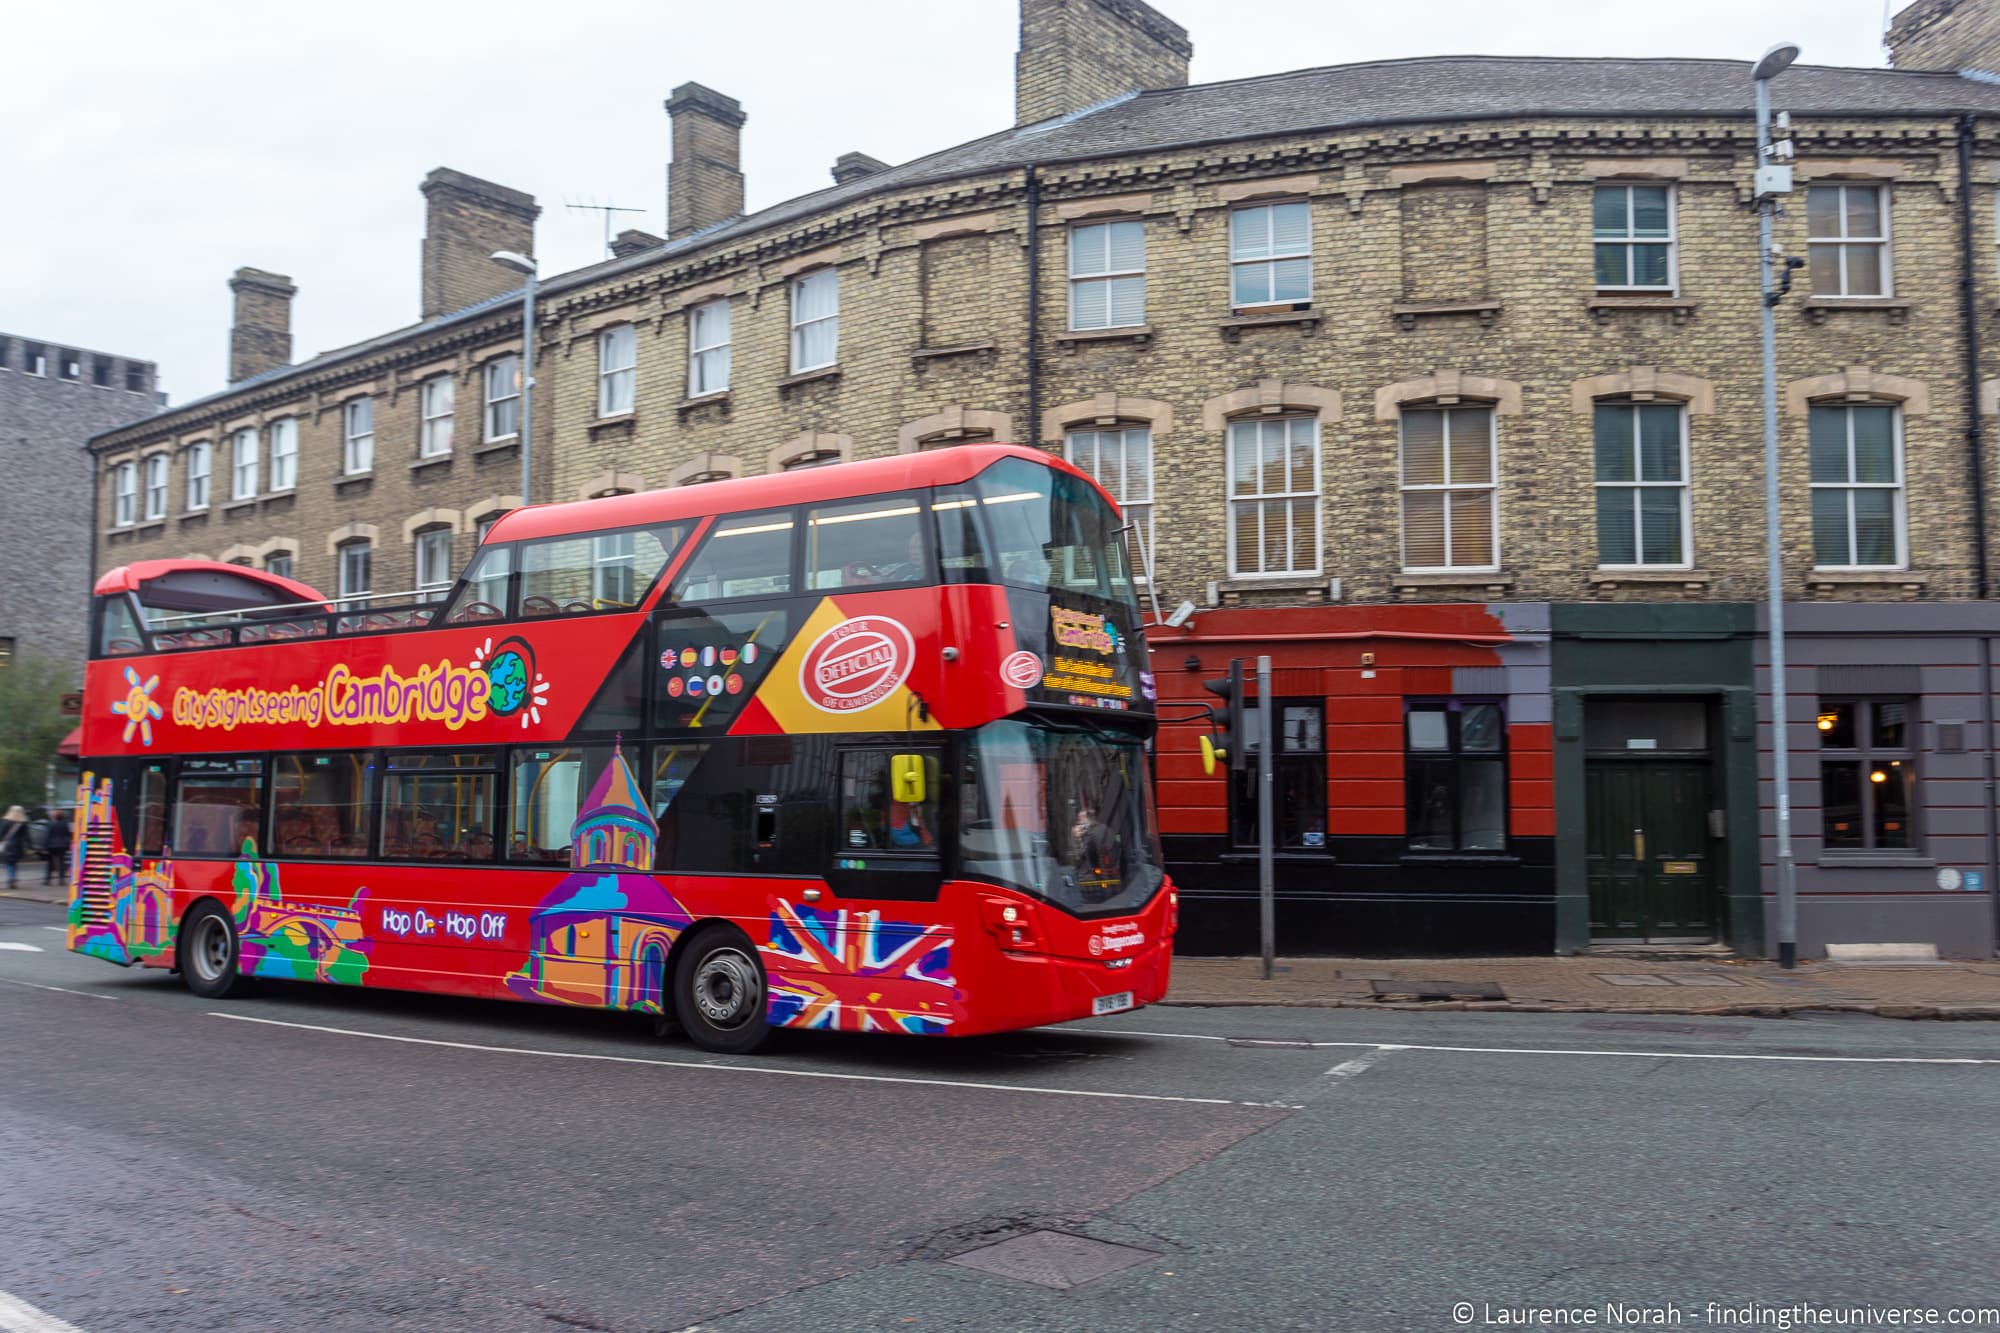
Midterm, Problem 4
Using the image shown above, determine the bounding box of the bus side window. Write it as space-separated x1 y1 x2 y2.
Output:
933 490 993 584
804 493 926 590
97 596 145 656
837 750 940 856
646 742 708 870
670 513 794 603
382 751 499 861
172 758 266 858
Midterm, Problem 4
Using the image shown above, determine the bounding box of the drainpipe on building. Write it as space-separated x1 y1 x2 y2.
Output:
1024 165 1041 456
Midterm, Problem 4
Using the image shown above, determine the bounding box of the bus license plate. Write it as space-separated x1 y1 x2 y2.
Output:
1093 991 1134 1016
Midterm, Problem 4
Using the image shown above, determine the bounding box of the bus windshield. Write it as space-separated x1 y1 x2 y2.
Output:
959 719 1163 916
939 458 1138 610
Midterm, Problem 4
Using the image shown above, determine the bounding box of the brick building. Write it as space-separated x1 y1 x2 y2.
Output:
1 332 158 673
88 0 2000 958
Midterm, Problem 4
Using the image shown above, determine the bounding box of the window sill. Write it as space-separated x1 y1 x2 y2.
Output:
1216 574 1336 602
1587 295 1697 324
334 471 373 490
912 341 998 361
1218 310 1319 341
410 454 455 472
262 488 295 504
179 509 209 522
470 440 515 459
778 365 841 390
678 390 732 415
1816 854 1936 869
1590 569 1710 591
1805 570 1925 597
135 519 167 534
1802 297 1911 325
1391 300 1499 330
1055 324 1153 350
591 412 634 425
1394 569 1515 592
588 415 636 440
222 498 259 513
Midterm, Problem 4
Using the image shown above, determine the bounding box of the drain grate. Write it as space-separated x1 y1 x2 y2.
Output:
946 1230 1159 1289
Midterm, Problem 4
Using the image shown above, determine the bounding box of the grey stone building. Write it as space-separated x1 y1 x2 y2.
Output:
0 332 159 675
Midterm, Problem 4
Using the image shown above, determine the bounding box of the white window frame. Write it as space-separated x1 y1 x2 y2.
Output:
185 441 211 512
597 324 637 417
142 453 168 521
482 356 520 443
337 540 372 609
1064 425 1155 580
688 299 731 397
1225 416 1322 578
1810 403 1908 571
789 269 839 373
1592 183 1677 293
415 527 454 600
231 427 259 500
112 461 136 527
264 551 293 580
1398 406 1499 573
1228 202 1312 310
420 375 455 457
1808 183 1893 299
592 530 638 607
1593 401 1693 570
267 417 297 492
342 398 374 475
1068 220 1146 331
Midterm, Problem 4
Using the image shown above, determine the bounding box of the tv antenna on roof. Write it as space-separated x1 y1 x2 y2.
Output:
564 197 648 258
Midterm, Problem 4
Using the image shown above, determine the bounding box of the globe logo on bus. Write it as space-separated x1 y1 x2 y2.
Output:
482 636 536 716
798 615 914 714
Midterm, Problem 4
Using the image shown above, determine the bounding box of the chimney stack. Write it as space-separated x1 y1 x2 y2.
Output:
1887 0 2000 71
228 267 296 383
419 167 539 320
832 152 890 185
1015 0 1190 126
666 82 747 237
610 228 666 259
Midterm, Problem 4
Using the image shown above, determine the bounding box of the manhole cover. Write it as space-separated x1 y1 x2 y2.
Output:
946 1230 1158 1289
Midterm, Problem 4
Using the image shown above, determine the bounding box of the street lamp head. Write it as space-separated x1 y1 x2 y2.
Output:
490 250 537 276
1752 42 1800 83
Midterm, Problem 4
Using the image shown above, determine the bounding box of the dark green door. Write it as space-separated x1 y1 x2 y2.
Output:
1586 759 1715 942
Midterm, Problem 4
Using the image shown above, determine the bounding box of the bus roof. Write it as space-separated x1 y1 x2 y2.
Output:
93 558 329 608
484 444 1110 544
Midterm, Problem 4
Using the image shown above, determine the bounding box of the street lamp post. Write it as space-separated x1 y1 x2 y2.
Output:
490 251 538 507
1754 43 1801 968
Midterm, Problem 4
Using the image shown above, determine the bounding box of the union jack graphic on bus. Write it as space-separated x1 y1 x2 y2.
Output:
762 898 958 1035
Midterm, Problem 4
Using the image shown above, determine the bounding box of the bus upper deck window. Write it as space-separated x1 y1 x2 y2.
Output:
446 546 514 623
671 514 794 602
805 494 925 590
517 523 685 618
933 490 993 584
98 596 145 656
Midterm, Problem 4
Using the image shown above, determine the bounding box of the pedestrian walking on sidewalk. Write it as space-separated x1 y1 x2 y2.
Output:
43 810 72 886
0 806 29 890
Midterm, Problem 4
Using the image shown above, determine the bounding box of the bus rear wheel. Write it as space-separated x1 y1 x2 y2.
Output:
178 902 245 999
673 926 770 1055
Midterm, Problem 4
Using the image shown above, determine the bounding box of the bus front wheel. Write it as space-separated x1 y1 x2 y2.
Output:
673 926 770 1055
178 902 246 1000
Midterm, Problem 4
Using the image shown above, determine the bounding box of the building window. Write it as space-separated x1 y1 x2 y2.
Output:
338 540 372 609
23 343 46 376
185 441 211 512
265 551 293 580
1594 402 1689 567
1068 220 1145 330
592 531 638 607
688 299 731 397
1231 701 1328 849
789 269 839 372
1818 699 1916 851
125 364 146 393
112 461 137 527
231 427 259 500
1808 184 1890 298
60 352 80 380
143 454 168 521
483 356 519 442
267 417 297 491
1592 184 1675 290
1065 426 1154 571
1809 403 1904 569
1406 699 1507 852
598 324 636 416
415 528 453 601
780 450 843 471
1399 406 1496 571
1230 202 1311 308
420 375 455 457
92 358 112 388
343 398 374 475
1226 416 1321 576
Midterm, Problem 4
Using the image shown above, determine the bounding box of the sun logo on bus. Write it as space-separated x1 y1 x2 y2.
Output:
471 635 551 729
111 666 162 747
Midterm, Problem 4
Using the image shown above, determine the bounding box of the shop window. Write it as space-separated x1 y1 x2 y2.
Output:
1406 699 1507 852
1230 701 1328 849
1818 699 1917 852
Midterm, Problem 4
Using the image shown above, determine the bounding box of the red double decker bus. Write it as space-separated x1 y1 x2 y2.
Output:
69 445 1172 1051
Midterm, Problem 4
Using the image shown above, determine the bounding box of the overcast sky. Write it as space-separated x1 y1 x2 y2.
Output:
3 0 1910 404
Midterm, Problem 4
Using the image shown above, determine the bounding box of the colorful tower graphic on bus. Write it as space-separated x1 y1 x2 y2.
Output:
66 773 174 966
507 743 691 1012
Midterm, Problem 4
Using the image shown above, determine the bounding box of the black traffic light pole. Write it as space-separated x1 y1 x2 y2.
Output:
1203 657 1275 979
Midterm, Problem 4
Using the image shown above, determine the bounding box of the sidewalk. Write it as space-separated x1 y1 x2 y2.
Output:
1166 954 2000 1020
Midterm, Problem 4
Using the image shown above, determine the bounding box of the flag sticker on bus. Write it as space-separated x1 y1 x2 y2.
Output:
798 614 914 713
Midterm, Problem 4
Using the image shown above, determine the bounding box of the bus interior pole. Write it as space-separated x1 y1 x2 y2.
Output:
1258 654 1275 981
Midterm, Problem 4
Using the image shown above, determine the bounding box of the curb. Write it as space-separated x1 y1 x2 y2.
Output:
1158 998 2000 1021
0 889 66 906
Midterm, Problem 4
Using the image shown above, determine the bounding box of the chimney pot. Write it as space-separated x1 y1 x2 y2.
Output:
832 152 891 185
666 82 747 237
419 167 540 319
228 266 296 383
1888 0 2000 70
1015 0 1191 126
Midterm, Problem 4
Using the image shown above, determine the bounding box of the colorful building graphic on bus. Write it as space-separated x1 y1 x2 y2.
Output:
67 773 174 966
230 851 373 985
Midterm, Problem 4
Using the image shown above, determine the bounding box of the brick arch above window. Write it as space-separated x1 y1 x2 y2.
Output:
897 407 1015 454
218 543 259 565
1569 367 1715 416
1373 371 1523 421
768 432 853 472
1040 393 1173 444
326 522 380 555
1785 367 1930 416
667 455 742 486
577 470 644 501
467 494 523 527
253 536 298 562
1200 380 1341 433
400 507 465 543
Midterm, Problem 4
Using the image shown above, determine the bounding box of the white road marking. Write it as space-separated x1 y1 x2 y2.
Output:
0 1288 88 1333
208 1013 1270 1108
41 927 66 933
0 977 118 1001
0 942 44 952
1052 1025 2000 1067
1323 1045 1406 1080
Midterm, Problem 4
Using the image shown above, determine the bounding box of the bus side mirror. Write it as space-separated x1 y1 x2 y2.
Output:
891 754 928 805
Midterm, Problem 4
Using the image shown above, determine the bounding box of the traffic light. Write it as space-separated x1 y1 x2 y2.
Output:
1200 659 1245 775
